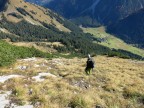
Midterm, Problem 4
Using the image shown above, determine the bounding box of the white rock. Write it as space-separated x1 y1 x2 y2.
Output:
17 66 27 70
15 105 33 108
22 57 37 62
47 67 52 70
0 91 11 108
0 91 33 108
0 75 23 83
34 64 40 67
32 72 57 82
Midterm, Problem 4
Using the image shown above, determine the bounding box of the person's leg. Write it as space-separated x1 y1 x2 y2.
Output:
86 70 88 75
85 67 89 75
87 68 91 75
85 67 93 75
89 68 92 75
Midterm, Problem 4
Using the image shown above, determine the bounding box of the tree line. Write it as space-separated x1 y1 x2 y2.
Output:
0 18 143 60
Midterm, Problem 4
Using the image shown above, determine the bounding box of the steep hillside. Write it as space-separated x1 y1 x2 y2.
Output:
107 9 144 48
1 0 73 32
0 56 144 107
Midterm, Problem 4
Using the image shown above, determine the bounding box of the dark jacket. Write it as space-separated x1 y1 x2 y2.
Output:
86 58 95 69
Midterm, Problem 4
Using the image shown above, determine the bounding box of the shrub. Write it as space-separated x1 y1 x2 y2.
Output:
0 40 51 66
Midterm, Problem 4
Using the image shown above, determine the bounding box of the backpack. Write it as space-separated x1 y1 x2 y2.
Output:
87 59 94 68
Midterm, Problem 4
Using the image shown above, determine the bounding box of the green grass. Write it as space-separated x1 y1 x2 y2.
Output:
82 27 144 57
0 40 53 66
0 40 85 67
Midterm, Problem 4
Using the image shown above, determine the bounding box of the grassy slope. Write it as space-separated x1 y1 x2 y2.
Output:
0 56 144 108
4 0 70 32
82 27 144 57
8 41 59 53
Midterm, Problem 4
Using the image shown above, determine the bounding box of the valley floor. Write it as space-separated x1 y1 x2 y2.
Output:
83 27 144 57
0 56 144 108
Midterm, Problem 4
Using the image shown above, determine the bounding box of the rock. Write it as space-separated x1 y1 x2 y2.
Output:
73 80 91 89
17 66 27 70
0 75 24 83
96 105 103 108
23 57 37 62
28 88 33 95
34 64 39 67
32 72 57 82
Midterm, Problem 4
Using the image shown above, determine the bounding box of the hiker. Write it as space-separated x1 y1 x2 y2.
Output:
85 54 95 75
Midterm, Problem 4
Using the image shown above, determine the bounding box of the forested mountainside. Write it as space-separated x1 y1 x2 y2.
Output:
25 0 144 48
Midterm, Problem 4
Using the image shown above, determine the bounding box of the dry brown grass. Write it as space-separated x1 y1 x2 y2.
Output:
4 0 70 32
9 41 61 53
0 56 144 107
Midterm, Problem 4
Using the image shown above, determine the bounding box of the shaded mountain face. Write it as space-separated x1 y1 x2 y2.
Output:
0 0 8 11
107 9 144 48
26 0 144 26
25 0 52 5
25 0 93 19
81 0 144 25
46 0 93 18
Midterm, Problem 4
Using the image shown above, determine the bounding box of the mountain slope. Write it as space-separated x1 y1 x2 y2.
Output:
107 9 144 48
0 55 144 108
0 0 143 60
26 0 144 26
1 0 72 32
79 0 144 25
